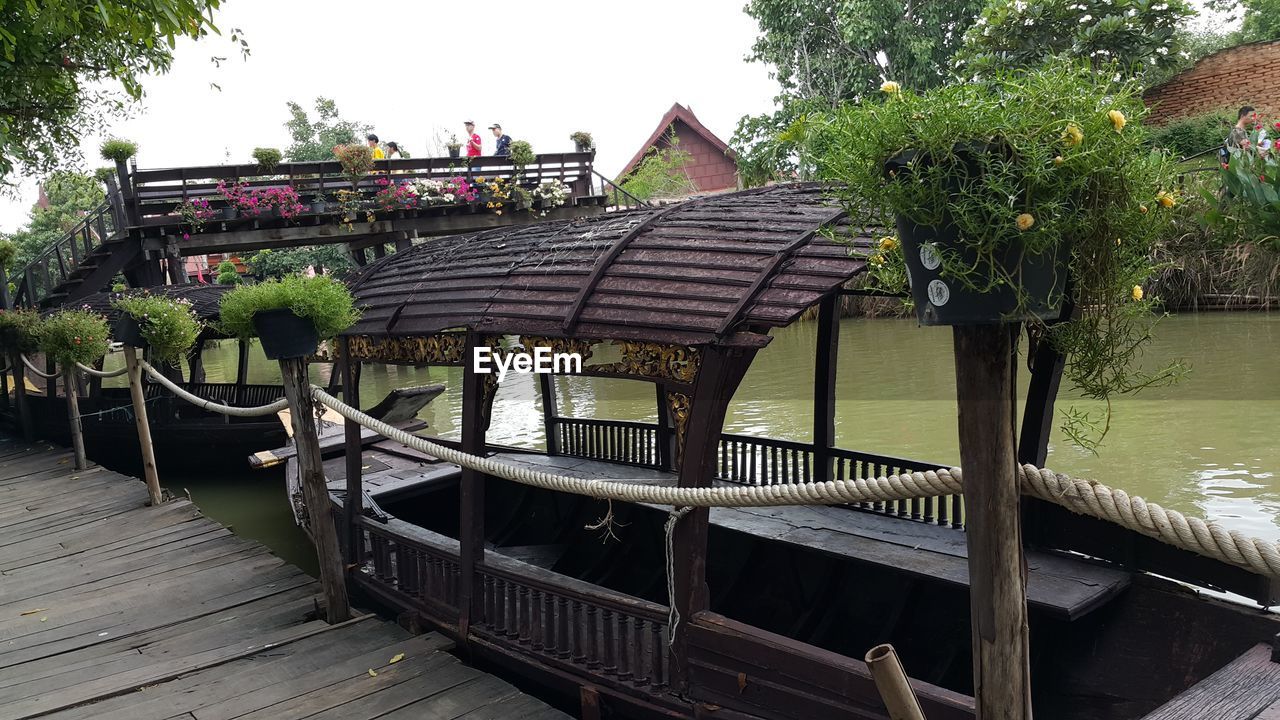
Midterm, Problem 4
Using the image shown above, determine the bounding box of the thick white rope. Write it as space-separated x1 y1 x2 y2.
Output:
76 362 126 378
20 354 58 379
141 360 289 417
311 385 1280 581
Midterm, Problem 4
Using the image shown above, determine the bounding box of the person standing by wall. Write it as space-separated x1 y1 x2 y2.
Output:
465 121 483 157
490 124 511 156
367 133 385 160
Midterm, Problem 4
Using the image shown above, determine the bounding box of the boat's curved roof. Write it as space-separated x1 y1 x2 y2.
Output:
345 183 871 346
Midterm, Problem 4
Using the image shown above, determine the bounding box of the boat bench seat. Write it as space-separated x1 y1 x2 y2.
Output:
485 451 1133 622
1140 642 1280 719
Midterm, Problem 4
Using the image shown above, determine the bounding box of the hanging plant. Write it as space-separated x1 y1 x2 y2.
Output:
252 147 283 172
37 309 111 367
111 295 202 364
0 308 42 354
808 62 1187 450
219 275 359 338
100 138 138 163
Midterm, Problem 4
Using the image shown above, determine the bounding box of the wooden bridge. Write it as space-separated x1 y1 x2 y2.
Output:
0 434 568 720
9 152 645 310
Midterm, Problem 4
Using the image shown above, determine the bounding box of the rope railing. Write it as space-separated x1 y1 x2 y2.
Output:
20 354 58 379
309 385 1280 581
140 360 289 417
76 362 127 378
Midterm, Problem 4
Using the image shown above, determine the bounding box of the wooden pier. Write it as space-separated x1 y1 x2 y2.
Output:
0 435 567 720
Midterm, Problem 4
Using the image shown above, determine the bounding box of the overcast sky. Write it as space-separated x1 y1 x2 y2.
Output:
0 0 780 232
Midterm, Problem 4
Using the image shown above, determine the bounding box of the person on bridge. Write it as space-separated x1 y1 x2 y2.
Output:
386 141 404 160
367 134 385 160
490 124 511 156
464 122 482 157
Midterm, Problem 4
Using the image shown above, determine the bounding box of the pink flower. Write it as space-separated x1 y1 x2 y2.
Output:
182 232 190 240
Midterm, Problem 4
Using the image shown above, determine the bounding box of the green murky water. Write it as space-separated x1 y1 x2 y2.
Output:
124 312 1279 570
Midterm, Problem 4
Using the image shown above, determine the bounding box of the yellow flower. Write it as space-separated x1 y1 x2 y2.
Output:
1062 123 1084 147
475 176 486 182
1053 156 1064 167
1156 191 1176 208
869 253 885 266
1115 237 1122 246
1107 109 1126 133
1131 285 1144 301
1139 205 1148 214
1016 213 1035 231
878 236 898 252
880 81 900 94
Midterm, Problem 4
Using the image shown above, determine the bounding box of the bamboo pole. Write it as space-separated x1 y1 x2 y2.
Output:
124 346 162 505
62 367 87 471
278 354 351 623
952 324 1032 719
865 644 926 720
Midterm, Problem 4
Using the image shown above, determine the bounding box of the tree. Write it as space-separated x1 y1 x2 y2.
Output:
215 260 240 285
1238 0 1280 40
957 0 1195 79
733 0 984 184
245 246 354 280
284 98 370 162
617 131 698 201
3 171 104 268
0 1 245 184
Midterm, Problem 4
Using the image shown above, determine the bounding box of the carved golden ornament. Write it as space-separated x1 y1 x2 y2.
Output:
518 335 595 365
346 333 468 365
667 391 691 467
589 341 701 384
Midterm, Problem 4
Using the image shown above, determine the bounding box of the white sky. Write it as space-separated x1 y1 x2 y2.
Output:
0 0 780 232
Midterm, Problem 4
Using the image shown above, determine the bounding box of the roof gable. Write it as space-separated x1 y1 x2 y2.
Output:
618 102 736 180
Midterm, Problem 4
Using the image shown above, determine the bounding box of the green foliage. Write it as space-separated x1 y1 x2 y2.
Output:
618 131 697 200
1148 110 1236 158
0 1 242 183
509 140 536 168
251 147 282 170
570 131 594 148
332 144 374 186
218 275 360 340
284 98 369 162
958 0 1195 78
37 309 110 366
112 294 202 363
1237 0 1280 41
734 0 984 184
809 63 1186 450
245 246 354 280
5 170 105 268
1209 150 1280 250
99 138 138 163
0 309 42 353
215 260 240 285
0 240 16 269
93 166 116 184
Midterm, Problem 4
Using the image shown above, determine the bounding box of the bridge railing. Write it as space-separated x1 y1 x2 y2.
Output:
127 152 599 227
13 194 122 309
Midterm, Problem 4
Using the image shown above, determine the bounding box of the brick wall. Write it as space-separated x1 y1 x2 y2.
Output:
656 119 739 193
1144 40 1280 124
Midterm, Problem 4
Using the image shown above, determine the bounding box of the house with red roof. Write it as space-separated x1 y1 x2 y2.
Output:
618 103 739 196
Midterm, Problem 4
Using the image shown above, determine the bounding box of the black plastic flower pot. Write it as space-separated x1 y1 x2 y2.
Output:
448 147 461 159
895 216 1069 326
574 142 592 153
113 314 148 349
220 206 238 220
252 308 319 360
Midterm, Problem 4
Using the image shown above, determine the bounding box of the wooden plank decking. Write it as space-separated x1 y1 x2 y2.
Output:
0 435 567 720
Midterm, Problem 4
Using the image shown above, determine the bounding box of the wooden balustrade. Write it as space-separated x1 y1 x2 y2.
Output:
352 516 462 625
15 201 119 308
554 417 660 467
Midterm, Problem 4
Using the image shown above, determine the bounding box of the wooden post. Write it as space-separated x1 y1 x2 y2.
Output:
123 346 163 506
62 367 87 471
235 339 250 388
812 295 839 482
538 373 559 455
9 351 32 442
457 332 489 639
654 383 674 471
341 339 363 564
278 355 352 624
952 324 1031 719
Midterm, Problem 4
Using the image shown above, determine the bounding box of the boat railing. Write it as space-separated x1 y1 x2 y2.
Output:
548 414 963 527
355 514 463 623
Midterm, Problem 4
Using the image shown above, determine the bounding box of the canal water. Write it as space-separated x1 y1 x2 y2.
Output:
143 312 1280 573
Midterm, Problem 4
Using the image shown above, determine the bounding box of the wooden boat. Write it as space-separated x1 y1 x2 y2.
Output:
285 186 1280 720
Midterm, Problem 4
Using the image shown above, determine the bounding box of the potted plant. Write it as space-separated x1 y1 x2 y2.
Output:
509 140 536 169
36 309 111 368
252 147 283 172
178 197 216 234
446 135 462 158
570 131 594 153
215 180 247 220
333 144 374 188
100 138 139 186
0 308 43 355
111 295 202 363
532 179 570 211
218 275 360 360
811 63 1184 448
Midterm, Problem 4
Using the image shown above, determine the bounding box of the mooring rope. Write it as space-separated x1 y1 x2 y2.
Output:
140 360 289 417
19 354 58 379
309 385 1280 581
75 362 127 378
